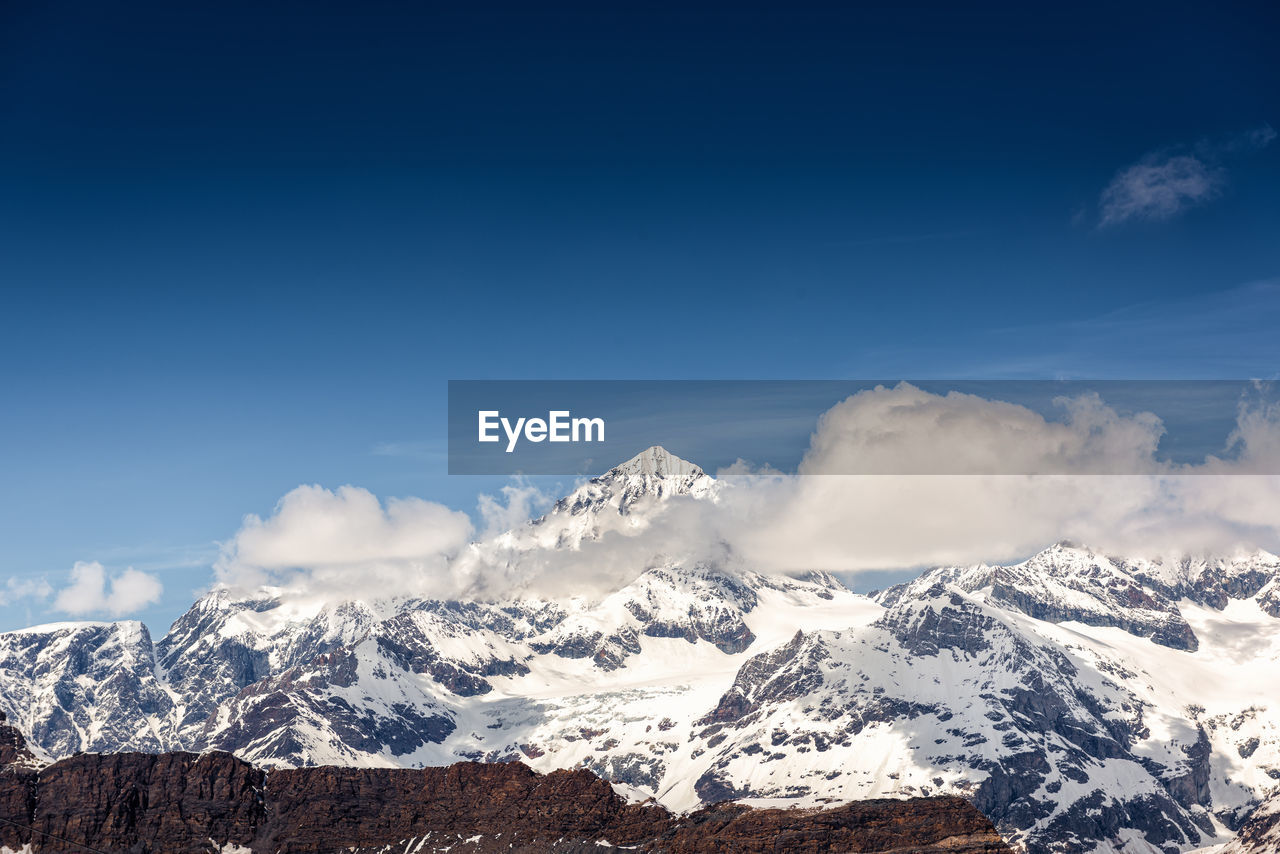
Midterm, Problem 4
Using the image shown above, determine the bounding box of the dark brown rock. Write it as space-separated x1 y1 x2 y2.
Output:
33 751 265 853
0 717 40 769
0 718 1012 853
0 721 39 851
653 798 1011 854
257 761 671 852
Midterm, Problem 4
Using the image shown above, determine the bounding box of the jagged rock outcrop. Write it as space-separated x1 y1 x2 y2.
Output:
876 543 1201 650
0 712 40 770
33 751 265 853
0 712 40 853
157 592 385 739
530 564 761 668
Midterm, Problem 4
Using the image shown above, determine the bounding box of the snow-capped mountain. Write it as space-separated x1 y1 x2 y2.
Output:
1 446 1278 854
0 621 178 756
489 443 715 553
156 590 386 739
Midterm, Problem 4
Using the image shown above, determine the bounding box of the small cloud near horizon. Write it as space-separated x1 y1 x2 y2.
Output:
0 576 53 608
52 561 163 617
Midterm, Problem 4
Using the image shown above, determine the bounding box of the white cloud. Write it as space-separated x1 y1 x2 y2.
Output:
214 484 474 599
476 384 1280 593
716 458 785 476
723 384 1280 572
1099 154 1223 226
52 561 163 617
799 385 1164 475
1221 124 1277 154
1097 126 1274 227
0 576 53 607
477 478 554 539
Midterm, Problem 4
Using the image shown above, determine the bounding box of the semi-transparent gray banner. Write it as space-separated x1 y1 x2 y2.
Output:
447 380 1278 475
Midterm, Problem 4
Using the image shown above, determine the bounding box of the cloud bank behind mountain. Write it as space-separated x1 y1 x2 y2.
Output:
210 383 1280 602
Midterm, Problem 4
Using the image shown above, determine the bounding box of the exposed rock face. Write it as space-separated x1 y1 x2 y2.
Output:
196 643 458 767
259 761 671 852
0 721 1010 854
876 544 1202 650
33 751 265 854
530 564 761 668
157 591 385 739
0 715 39 853
1221 790 1280 854
649 798 1010 854
0 712 40 769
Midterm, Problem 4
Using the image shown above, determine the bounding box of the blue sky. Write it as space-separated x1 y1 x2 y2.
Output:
1 1 1278 632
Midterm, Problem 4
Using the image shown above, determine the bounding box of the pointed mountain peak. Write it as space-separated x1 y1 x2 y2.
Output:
608 446 705 479
1047 539 1090 553
1029 540 1102 561
1021 541 1109 573
499 446 714 551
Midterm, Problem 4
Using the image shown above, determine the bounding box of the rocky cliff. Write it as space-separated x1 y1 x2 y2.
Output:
0 720 1008 854
0 712 39 853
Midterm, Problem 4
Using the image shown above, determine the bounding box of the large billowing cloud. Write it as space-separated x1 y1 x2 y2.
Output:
52 561 163 617
800 385 1165 475
477 384 1280 594
212 384 1280 602
723 384 1280 573
214 485 474 599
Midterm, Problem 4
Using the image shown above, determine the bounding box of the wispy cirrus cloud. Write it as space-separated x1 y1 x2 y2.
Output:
0 576 53 607
1098 125 1275 227
1099 154 1224 226
371 441 446 462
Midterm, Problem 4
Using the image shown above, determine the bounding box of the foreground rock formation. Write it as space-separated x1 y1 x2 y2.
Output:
0 720 1008 854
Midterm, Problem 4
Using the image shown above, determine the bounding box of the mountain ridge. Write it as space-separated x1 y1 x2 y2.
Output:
1 450 1278 854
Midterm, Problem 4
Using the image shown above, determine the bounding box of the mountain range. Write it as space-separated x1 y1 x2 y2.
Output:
1 446 1278 854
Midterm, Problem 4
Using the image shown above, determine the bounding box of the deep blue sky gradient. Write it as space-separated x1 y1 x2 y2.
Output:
1 1 1278 632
